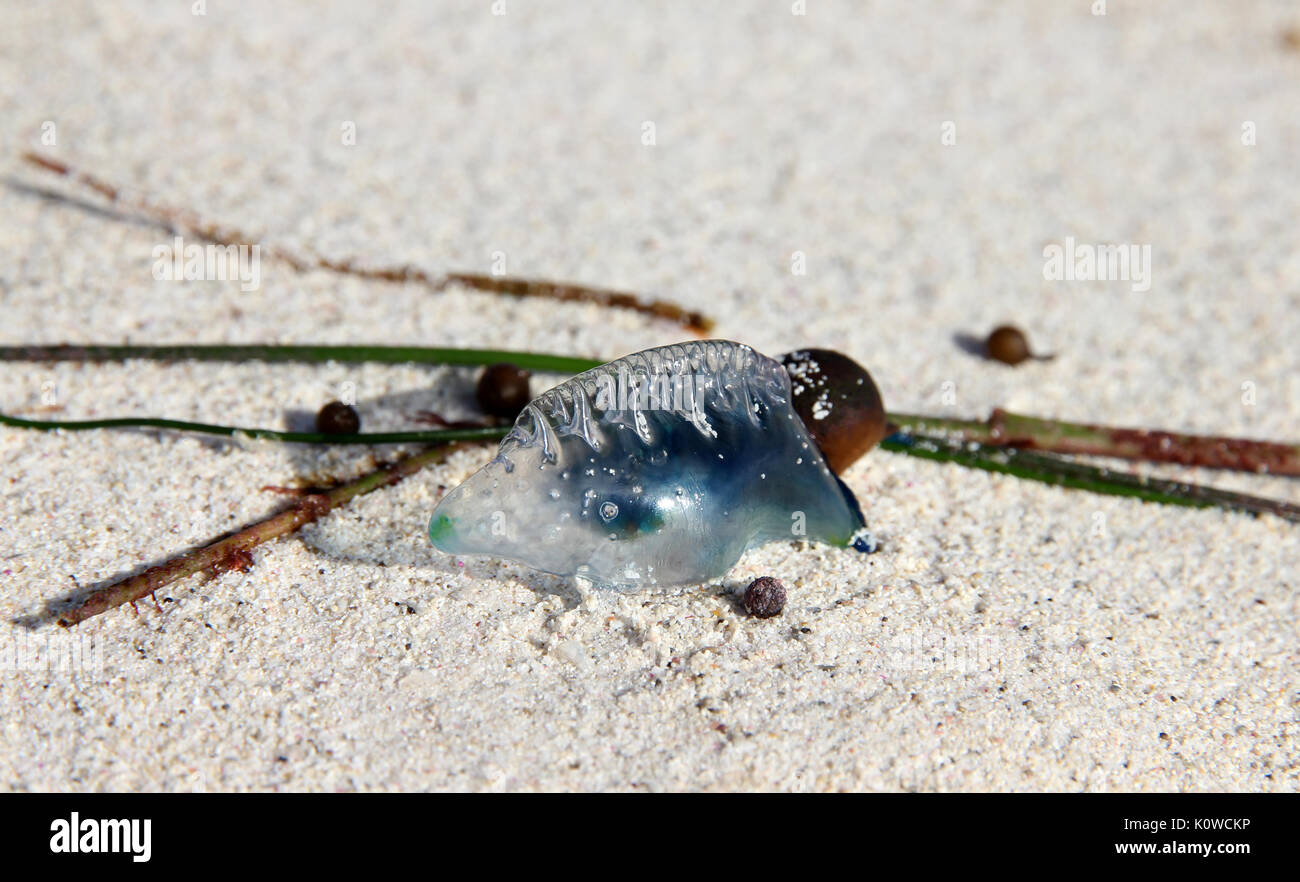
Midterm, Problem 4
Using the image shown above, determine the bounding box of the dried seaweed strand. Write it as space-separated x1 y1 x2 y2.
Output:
57 443 463 627
0 411 500 445
0 342 602 374
890 409 1300 477
20 151 713 334
883 432 1300 523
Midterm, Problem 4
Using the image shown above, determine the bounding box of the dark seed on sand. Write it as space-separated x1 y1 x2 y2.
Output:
986 325 1033 365
744 576 787 618
315 400 360 434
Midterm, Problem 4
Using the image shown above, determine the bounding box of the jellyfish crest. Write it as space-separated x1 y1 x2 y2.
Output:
429 340 868 588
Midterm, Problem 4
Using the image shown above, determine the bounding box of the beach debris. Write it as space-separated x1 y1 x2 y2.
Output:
743 576 787 618
780 348 888 474
428 340 876 588
315 401 360 434
445 272 712 334
985 325 1034 365
891 408 1300 476
20 151 714 334
55 445 463 626
476 363 532 419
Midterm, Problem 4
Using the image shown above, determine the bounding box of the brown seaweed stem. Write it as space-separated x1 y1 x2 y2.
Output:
20 151 713 334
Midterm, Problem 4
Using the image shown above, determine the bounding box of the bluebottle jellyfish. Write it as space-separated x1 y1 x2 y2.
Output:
428 340 881 588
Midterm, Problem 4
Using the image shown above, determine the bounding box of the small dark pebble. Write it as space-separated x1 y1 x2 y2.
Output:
743 576 787 618
315 400 360 434
477 363 532 419
986 325 1032 365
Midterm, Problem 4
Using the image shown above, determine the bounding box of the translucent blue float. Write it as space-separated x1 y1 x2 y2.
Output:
429 340 874 587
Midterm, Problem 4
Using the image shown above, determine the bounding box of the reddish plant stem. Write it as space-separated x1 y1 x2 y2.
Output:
889 409 1300 477
58 443 464 627
443 272 713 334
20 151 712 334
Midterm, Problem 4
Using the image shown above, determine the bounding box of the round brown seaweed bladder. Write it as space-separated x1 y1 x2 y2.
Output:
780 348 887 475
429 340 877 588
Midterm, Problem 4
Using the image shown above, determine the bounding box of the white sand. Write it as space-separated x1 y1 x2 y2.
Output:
1 0 1297 791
